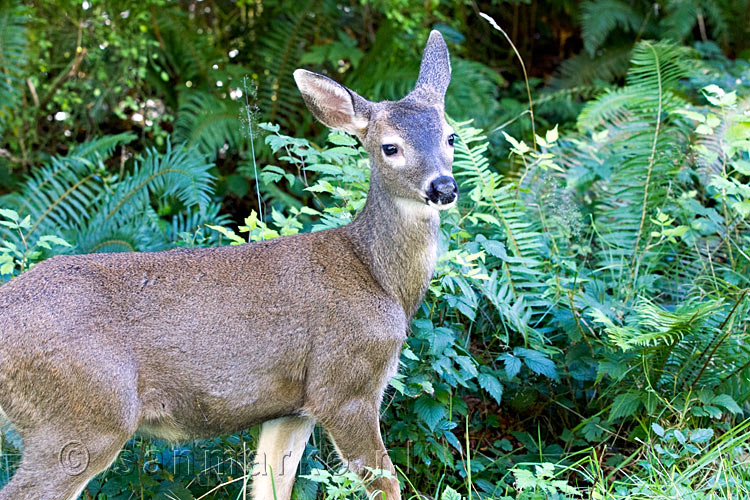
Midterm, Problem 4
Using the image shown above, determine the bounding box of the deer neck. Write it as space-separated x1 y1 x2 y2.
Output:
345 170 440 319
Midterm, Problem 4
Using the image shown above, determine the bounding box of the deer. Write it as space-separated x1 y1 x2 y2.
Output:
0 30 457 500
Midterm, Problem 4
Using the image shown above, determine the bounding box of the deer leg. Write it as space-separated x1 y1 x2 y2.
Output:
321 406 401 500
0 426 130 500
251 416 315 500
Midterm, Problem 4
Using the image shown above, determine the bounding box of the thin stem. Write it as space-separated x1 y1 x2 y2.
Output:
629 42 663 283
690 289 748 390
243 76 264 230
479 12 537 151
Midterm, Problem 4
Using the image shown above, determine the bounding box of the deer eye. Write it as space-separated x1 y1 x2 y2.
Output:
381 144 398 156
448 134 457 147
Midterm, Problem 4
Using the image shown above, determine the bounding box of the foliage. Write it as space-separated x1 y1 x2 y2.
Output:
1 1 750 499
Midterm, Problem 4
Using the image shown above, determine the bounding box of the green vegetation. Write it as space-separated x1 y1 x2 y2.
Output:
1 0 750 498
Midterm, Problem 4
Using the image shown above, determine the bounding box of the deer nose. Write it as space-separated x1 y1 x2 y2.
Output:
427 176 458 205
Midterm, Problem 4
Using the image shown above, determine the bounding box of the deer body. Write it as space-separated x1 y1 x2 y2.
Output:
0 31 456 500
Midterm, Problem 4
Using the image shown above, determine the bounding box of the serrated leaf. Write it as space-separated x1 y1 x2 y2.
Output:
414 396 446 431
512 468 538 490
455 356 478 378
501 353 522 379
609 392 643 421
478 373 503 404
430 327 455 356
651 423 665 437
515 348 557 379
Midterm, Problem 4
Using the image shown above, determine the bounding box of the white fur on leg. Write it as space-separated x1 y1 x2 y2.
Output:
252 416 315 500
66 484 88 500
66 446 123 500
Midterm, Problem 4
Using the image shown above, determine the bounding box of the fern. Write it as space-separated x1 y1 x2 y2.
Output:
0 0 27 133
572 41 693 297
451 120 552 348
580 0 644 56
0 133 136 242
592 294 749 399
256 5 320 130
174 91 245 157
1 137 217 254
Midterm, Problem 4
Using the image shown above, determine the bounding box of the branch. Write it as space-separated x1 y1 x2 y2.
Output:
38 47 88 111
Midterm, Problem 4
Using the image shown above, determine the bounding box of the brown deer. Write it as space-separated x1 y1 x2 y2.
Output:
0 30 457 500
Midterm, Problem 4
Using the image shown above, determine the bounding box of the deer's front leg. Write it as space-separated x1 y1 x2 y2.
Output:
322 403 401 500
252 416 315 500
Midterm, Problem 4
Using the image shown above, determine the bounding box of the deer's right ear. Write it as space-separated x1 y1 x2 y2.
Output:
293 69 370 136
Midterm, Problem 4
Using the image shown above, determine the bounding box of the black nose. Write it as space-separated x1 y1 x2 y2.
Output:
427 176 458 205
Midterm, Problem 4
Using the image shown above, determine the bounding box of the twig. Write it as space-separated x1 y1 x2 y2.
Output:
26 79 39 107
0 148 21 164
39 47 88 111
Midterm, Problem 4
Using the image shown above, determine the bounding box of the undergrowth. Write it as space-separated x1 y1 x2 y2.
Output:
1 4 750 499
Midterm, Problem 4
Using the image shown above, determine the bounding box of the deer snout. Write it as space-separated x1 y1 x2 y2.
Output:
426 175 458 209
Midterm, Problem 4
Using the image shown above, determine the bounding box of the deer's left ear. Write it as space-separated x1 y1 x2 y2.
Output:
414 30 452 102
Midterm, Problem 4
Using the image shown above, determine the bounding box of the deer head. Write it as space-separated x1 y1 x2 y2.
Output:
293 30 458 214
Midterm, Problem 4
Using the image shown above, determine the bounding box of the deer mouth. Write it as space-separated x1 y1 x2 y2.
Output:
426 197 457 210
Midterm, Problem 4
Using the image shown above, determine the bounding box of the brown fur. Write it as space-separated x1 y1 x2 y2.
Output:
0 30 455 500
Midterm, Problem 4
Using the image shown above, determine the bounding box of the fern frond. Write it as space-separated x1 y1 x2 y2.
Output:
451 119 552 346
662 0 699 41
580 0 644 56
75 143 215 253
257 7 317 130
0 134 135 243
570 41 695 298
174 91 245 157
0 0 27 133
68 132 137 160
549 45 632 91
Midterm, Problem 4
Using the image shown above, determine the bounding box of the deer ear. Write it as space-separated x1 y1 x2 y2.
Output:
414 30 452 102
293 69 370 136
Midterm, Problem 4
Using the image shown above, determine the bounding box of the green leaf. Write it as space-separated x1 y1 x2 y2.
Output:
609 391 643 421
500 353 522 379
206 225 245 245
478 373 503 404
429 327 455 356
674 429 686 445
734 160 750 175
36 235 71 249
327 132 357 146
515 348 557 379
512 468 538 490
414 396 446 432
689 428 714 443
0 208 19 221
545 124 559 144
441 486 462 500
651 423 665 437
712 394 742 414
455 356 478 378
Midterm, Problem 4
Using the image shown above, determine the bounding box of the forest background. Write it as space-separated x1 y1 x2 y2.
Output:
1 0 750 498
